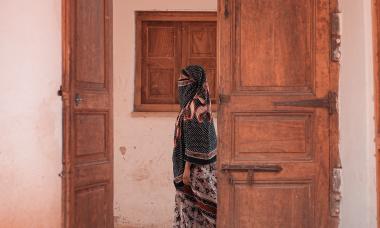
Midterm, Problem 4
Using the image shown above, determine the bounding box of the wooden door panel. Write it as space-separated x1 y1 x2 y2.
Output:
232 112 314 161
218 0 333 227
232 181 313 228
75 0 106 87
74 112 109 163
72 93 110 109
75 163 111 185
75 184 109 228
62 0 113 227
234 0 315 94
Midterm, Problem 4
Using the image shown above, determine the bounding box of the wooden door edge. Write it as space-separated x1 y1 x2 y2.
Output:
329 0 342 227
61 0 71 227
372 0 380 227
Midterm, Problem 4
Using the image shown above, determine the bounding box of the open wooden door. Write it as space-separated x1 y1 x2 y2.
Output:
61 0 113 227
217 0 341 227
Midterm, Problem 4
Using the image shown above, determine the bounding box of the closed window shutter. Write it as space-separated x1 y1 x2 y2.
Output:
134 12 217 112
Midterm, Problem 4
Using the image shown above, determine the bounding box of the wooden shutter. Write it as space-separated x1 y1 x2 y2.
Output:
135 12 217 112
182 22 218 103
140 21 181 106
62 0 113 227
217 0 340 227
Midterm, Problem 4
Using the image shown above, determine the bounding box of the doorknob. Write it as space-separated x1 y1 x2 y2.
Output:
75 93 83 106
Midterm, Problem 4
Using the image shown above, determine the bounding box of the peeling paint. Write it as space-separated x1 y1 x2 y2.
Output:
120 146 127 155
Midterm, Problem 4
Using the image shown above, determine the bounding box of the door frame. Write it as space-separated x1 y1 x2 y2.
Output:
329 0 343 226
61 0 70 226
372 0 380 226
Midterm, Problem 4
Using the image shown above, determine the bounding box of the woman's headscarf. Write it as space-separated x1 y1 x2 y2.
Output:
172 65 217 189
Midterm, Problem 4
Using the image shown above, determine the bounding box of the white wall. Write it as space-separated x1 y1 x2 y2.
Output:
113 0 217 227
340 0 377 227
0 0 62 228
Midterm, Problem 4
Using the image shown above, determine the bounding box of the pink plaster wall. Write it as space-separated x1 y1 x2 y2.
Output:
0 1 62 227
113 0 217 227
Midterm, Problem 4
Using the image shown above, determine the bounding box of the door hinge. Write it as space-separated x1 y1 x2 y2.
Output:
218 94 231 104
331 12 342 62
273 91 338 115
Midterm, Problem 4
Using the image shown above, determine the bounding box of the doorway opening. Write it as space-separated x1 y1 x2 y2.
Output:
61 0 341 227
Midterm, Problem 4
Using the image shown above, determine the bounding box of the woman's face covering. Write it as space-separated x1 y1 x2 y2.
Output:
177 73 196 108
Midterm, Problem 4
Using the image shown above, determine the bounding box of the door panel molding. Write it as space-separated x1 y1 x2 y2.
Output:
232 0 317 95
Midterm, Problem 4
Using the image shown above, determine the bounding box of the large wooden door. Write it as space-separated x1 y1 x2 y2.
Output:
217 0 341 227
61 0 113 227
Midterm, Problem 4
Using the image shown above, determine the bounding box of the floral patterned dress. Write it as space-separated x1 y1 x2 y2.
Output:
174 163 217 228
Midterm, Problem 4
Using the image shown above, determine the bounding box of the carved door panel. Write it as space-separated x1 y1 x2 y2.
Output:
217 0 340 227
62 0 113 227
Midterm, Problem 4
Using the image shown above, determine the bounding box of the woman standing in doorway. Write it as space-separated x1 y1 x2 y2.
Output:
172 65 218 227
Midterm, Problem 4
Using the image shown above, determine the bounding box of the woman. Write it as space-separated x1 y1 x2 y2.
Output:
172 65 217 228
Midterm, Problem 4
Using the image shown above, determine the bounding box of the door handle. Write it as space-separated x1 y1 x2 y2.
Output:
75 93 83 106
221 164 282 184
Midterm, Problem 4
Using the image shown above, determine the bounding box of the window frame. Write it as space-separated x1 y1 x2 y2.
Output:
134 11 217 112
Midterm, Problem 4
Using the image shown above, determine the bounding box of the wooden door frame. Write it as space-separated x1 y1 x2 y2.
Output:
61 0 70 226
329 0 342 226
372 0 380 226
